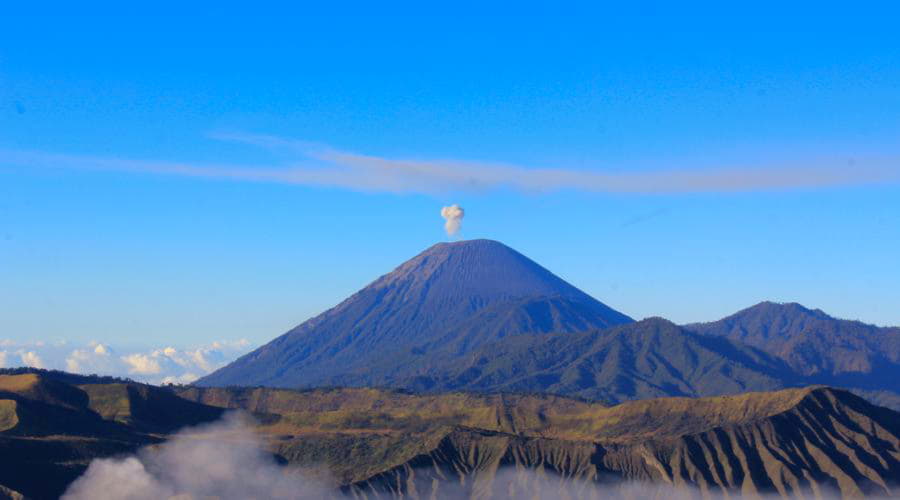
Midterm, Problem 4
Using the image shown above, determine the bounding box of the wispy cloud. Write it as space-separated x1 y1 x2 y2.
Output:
2 133 899 195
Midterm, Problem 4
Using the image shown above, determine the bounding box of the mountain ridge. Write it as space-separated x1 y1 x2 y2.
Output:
198 241 900 412
686 300 900 378
4 370 899 498
365 317 801 403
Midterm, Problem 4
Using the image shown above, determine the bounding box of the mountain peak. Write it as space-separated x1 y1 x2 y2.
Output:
731 301 831 321
423 238 507 252
372 238 598 304
687 301 900 378
199 240 632 388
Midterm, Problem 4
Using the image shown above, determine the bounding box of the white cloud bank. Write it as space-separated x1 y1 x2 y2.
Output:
0 338 252 385
19 350 45 369
120 353 162 375
2 132 898 195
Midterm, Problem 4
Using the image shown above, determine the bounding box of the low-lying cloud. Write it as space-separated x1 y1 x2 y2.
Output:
0 338 252 384
18 350 45 369
2 132 898 195
120 353 163 375
0 350 39 370
62 413 334 500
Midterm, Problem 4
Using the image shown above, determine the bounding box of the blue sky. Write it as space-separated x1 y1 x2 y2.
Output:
2 3 900 361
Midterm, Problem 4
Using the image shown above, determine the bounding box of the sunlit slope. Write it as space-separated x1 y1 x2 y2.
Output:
178 385 818 443
347 388 900 499
181 385 900 497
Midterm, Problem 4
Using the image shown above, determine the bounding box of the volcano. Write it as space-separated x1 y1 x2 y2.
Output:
198 239 633 387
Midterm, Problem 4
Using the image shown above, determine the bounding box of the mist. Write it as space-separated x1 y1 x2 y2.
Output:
61 413 334 500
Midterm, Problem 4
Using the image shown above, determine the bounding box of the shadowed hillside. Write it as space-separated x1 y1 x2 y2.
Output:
687 302 900 409
364 318 801 404
687 301 900 377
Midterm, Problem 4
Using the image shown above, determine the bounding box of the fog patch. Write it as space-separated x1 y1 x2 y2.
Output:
62 412 333 500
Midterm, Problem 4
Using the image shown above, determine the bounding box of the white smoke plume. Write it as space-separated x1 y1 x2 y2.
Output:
62 413 334 500
441 204 465 236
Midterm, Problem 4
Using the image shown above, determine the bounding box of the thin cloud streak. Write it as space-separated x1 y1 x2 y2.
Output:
3 135 899 195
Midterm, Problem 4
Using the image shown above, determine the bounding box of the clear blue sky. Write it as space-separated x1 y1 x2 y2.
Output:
2 3 900 348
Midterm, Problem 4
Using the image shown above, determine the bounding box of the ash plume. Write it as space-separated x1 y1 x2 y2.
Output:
441 204 465 236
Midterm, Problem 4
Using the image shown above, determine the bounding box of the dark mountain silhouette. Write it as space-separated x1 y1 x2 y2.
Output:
372 318 802 404
198 239 633 387
686 301 900 376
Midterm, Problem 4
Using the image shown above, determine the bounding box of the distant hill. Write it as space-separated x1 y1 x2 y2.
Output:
348 318 801 404
686 302 900 395
344 312 900 410
199 239 633 387
0 367 136 386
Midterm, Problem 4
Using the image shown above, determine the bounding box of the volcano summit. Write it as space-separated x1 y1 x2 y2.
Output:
199 239 633 388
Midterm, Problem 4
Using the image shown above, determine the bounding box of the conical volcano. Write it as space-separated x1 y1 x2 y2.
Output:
198 239 633 387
